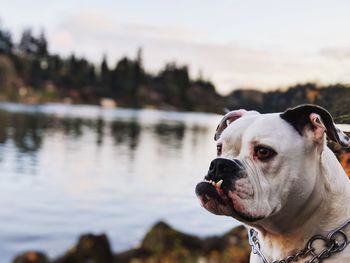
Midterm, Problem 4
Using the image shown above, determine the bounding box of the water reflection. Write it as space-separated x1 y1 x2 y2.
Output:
0 110 194 162
0 104 238 263
110 120 141 151
0 112 43 153
154 123 185 149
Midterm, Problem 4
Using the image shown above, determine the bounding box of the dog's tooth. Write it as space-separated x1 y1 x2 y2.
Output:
216 180 223 188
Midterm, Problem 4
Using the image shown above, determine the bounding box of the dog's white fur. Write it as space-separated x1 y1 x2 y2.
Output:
216 111 350 262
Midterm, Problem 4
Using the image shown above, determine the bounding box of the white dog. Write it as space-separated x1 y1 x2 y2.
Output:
195 104 350 263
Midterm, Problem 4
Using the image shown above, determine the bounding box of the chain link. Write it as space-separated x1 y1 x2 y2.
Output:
248 219 350 263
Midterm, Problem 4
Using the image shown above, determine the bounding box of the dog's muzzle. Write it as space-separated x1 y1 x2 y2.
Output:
195 158 244 202
205 158 244 182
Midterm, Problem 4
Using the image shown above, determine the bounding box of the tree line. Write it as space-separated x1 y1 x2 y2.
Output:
0 23 222 112
1 21 350 117
226 83 350 121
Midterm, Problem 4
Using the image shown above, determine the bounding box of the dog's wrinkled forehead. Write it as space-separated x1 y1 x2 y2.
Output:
218 113 292 150
218 113 261 143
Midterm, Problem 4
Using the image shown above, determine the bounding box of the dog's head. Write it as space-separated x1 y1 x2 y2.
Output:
195 104 350 224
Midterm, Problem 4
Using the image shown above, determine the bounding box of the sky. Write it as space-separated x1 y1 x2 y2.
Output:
1 0 350 94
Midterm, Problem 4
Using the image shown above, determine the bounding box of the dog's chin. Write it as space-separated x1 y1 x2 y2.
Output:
195 181 264 223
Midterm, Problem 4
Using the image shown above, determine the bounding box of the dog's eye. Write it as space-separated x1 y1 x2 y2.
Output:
217 143 222 156
254 145 276 161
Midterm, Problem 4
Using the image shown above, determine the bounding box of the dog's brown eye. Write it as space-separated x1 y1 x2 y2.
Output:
254 146 276 161
217 144 222 156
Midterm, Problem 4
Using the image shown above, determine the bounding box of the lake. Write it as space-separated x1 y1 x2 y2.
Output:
0 103 240 263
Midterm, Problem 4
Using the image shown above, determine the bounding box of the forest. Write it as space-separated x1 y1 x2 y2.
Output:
1 22 350 119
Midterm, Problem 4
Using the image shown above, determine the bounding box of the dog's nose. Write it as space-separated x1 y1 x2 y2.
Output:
206 158 242 181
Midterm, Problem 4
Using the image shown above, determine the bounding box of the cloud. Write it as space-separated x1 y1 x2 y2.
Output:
52 13 205 46
48 13 350 94
320 47 350 60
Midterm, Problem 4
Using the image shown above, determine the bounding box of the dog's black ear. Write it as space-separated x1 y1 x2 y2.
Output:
280 104 350 147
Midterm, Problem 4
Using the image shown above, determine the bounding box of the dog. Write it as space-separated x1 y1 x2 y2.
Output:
195 104 350 263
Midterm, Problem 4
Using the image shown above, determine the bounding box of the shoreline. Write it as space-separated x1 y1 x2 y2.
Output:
13 221 250 263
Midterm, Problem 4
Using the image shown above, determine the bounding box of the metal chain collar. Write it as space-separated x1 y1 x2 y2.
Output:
248 218 350 263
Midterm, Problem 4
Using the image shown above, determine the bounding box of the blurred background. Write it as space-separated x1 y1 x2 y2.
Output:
1 1 350 262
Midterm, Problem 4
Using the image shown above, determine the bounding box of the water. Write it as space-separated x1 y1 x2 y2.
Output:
0 103 240 263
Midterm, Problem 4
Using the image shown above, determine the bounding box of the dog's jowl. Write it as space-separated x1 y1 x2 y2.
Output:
195 104 350 263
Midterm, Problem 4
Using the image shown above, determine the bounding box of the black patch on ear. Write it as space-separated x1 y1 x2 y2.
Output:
280 104 346 145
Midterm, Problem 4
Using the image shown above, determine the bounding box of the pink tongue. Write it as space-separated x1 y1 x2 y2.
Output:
216 187 230 203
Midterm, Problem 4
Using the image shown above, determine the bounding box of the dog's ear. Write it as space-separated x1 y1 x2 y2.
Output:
280 104 350 147
214 110 259 141
214 110 246 141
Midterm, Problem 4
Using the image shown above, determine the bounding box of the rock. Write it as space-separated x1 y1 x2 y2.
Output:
141 221 202 253
114 248 152 263
54 233 113 263
198 225 250 263
114 222 250 263
13 223 251 263
12 251 50 263
137 221 204 262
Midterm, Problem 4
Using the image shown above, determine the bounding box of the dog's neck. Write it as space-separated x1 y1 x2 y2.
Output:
249 147 350 262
